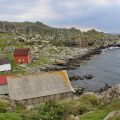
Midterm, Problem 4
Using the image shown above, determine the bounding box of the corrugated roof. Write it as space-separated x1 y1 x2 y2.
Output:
13 48 29 56
8 70 74 100
0 57 10 65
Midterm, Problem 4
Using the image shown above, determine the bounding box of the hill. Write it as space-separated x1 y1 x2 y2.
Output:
0 21 120 75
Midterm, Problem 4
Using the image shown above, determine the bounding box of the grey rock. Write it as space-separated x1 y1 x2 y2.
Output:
103 110 120 120
98 84 120 102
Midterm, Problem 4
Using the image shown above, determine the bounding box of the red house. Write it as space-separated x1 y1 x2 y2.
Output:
13 48 31 64
0 75 15 94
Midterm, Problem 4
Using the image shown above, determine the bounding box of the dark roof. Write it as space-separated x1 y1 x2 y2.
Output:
0 57 10 65
13 48 30 56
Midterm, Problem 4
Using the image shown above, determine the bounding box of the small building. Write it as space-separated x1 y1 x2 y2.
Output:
0 57 11 72
13 48 31 64
0 75 14 94
8 70 74 105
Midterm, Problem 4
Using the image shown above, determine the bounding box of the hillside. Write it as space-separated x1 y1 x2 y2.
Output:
1 21 120 120
0 21 120 75
0 21 120 47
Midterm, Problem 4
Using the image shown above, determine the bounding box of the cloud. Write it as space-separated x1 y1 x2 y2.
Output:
0 0 120 32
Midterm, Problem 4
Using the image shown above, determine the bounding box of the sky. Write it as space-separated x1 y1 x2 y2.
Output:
0 0 120 33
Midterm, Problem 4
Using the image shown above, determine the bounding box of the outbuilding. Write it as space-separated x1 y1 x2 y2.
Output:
0 57 11 72
0 75 14 94
8 70 74 105
13 48 31 64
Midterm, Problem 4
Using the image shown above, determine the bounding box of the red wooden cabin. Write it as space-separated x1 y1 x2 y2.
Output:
13 48 31 64
0 75 15 94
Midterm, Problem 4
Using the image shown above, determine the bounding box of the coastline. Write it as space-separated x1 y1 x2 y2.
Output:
43 43 120 72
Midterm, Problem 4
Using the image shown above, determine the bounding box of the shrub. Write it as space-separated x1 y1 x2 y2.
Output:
0 101 9 113
62 100 89 116
38 101 64 120
78 94 100 106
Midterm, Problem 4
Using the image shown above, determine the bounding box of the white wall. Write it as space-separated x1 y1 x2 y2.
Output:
0 85 8 94
0 64 11 72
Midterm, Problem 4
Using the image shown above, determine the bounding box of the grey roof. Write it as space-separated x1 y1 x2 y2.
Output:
0 57 10 65
8 70 74 100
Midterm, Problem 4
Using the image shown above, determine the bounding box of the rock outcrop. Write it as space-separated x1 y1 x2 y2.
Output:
98 84 120 102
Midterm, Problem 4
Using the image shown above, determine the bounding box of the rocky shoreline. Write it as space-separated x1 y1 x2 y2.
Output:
42 43 120 72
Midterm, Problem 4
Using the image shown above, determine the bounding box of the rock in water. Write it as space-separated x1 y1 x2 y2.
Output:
84 74 94 79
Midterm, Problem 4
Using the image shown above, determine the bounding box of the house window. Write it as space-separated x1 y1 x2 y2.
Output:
18 59 21 62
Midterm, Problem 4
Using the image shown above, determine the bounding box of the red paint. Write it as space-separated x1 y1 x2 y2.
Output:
0 75 15 85
13 48 31 64
13 56 30 64
0 76 7 85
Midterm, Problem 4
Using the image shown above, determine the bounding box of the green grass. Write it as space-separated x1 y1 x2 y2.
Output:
0 113 22 120
0 93 120 120
28 56 51 67
79 109 110 120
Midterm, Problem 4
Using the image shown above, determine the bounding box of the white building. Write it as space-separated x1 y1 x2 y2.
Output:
0 57 11 72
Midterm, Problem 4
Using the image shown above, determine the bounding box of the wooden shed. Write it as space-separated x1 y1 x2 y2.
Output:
8 70 74 105
13 48 31 64
0 57 11 72
0 75 15 94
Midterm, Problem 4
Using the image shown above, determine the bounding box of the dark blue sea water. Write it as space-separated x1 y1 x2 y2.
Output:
67 48 120 92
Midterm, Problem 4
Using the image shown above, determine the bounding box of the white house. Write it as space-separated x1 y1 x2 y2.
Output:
0 57 11 72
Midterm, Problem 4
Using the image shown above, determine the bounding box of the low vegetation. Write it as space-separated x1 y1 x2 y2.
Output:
0 94 119 120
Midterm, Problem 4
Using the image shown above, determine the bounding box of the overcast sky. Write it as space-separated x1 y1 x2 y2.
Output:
0 0 120 33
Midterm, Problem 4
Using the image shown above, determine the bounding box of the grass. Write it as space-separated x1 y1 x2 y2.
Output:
79 109 110 120
28 56 51 67
0 93 120 120
0 113 22 120
60 94 120 120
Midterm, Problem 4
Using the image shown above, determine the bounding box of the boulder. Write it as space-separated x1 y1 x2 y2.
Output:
67 115 79 120
55 59 65 66
34 34 41 39
84 74 94 79
69 75 80 81
74 87 85 95
98 84 120 102
98 83 111 93
15 36 26 42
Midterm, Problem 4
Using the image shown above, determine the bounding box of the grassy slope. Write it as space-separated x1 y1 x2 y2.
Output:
0 94 120 120
61 94 120 120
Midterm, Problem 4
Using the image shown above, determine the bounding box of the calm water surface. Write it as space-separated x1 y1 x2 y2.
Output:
67 48 120 92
